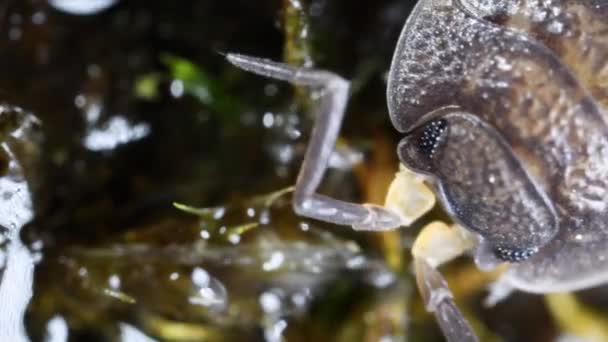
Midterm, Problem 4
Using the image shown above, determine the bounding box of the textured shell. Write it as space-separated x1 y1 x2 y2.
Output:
387 0 608 292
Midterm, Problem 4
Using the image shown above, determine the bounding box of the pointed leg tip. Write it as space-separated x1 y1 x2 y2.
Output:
213 48 227 58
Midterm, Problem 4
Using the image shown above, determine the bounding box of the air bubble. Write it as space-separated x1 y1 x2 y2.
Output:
547 20 564 34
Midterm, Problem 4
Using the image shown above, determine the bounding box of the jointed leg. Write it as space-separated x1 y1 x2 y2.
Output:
412 222 479 342
227 54 402 230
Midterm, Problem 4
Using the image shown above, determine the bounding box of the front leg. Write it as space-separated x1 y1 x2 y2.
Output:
415 259 478 342
226 54 402 231
412 222 479 342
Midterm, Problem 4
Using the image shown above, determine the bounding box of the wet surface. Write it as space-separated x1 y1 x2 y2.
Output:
0 1 605 341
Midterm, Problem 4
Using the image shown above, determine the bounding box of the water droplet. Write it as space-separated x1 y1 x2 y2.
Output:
31 12 47 25
547 20 564 34
189 267 227 310
45 316 68 342
262 252 285 272
49 0 119 15
259 291 281 313
263 112 275 128
108 275 121 289
228 234 240 244
200 230 210 239
83 116 150 151
169 80 184 98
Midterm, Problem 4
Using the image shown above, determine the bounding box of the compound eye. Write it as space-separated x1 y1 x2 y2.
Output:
398 111 558 259
494 246 538 262
400 118 450 173
418 119 448 158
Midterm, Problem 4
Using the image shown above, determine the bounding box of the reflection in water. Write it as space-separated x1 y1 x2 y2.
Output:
83 116 151 152
0 109 40 342
0 171 34 340
0 237 34 342
188 267 228 311
48 0 119 15
119 323 157 342
44 316 68 342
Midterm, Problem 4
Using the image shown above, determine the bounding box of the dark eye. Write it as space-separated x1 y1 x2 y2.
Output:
494 246 538 262
398 117 450 174
398 112 558 258
418 119 448 158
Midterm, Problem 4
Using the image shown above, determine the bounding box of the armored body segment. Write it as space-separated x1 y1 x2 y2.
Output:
388 0 608 287
458 0 608 111
399 112 557 256
505 213 608 292
452 0 608 291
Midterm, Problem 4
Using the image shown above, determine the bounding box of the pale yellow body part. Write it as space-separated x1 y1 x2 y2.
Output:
384 165 476 268
384 165 436 226
411 221 476 269
385 166 608 341
545 293 608 342
383 166 482 340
